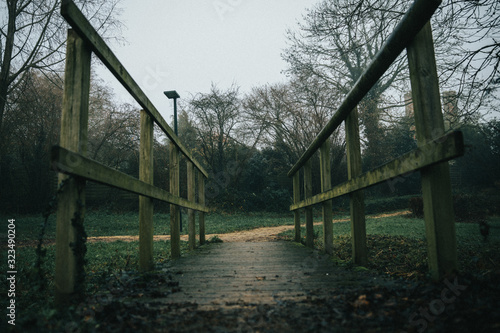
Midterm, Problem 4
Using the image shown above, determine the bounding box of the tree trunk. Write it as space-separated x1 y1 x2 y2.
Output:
0 0 18 180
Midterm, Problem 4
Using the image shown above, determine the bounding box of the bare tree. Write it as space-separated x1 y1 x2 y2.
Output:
188 83 242 174
286 0 500 123
244 77 346 175
283 0 409 168
0 0 122 160
1 70 62 211
87 77 140 170
434 0 500 118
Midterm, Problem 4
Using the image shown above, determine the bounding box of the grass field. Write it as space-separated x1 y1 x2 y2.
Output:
279 214 500 279
1 210 313 241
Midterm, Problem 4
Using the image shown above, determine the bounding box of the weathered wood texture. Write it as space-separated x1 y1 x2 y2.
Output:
170 144 181 259
54 29 91 305
51 146 209 212
160 242 386 307
60 0 207 178
345 108 367 265
198 172 206 245
290 131 464 211
407 22 458 280
287 1 462 281
303 160 314 248
288 0 442 177
54 0 210 307
139 110 154 271
187 161 196 250
293 173 301 243
320 142 333 255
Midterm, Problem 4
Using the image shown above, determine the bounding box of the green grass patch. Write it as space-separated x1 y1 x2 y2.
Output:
1 211 304 243
0 239 189 323
280 214 500 280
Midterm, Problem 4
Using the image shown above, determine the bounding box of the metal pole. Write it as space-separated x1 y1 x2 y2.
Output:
164 91 182 233
173 97 178 136
174 97 182 232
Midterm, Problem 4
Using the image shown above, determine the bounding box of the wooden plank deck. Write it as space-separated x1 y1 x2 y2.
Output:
157 241 387 310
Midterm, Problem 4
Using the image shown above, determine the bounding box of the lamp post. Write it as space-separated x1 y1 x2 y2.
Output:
164 90 182 232
164 90 180 135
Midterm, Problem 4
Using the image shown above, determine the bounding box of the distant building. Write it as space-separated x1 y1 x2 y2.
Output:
441 90 458 130
403 91 461 187
404 90 458 131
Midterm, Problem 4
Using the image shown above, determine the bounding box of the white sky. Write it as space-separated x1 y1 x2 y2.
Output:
96 0 319 122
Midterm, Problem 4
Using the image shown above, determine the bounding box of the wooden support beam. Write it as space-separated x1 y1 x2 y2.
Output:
320 142 333 255
170 144 181 259
51 146 209 212
345 107 367 265
60 0 208 179
304 160 314 248
287 0 442 177
198 171 206 245
139 110 154 271
55 29 91 306
293 173 301 243
187 161 196 250
407 22 458 280
290 131 464 211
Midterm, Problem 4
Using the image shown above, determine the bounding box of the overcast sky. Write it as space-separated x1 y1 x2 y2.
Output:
96 0 319 122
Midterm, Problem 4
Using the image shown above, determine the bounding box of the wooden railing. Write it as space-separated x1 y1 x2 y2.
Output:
288 0 464 281
52 0 209 304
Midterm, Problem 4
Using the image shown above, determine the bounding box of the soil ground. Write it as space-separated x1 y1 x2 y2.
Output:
88 211 410 244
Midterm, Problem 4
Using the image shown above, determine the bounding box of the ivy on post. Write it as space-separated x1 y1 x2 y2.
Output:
407 22 458 280
345 107 367 265
139 110 154 271
293 172 301 243
187 161 196 250
198 171 206 245
304 160 314 248
54 29 91 306
320 141 333 255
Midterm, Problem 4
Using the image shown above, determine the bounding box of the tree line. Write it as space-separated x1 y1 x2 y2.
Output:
1 0 499 213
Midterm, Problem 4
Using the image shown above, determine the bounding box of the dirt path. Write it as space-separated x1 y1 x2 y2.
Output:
17 211 410 247
86 210 410 244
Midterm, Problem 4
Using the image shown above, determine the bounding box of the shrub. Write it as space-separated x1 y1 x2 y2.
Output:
364 195 414 214
408 193 490 222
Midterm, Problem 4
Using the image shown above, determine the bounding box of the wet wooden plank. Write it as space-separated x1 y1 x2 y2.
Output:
159 242 385 307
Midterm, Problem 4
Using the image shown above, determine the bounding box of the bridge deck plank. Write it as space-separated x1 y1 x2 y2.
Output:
157 241 387 309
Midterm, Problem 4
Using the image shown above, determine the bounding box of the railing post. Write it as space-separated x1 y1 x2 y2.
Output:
304 160 314 248
345 107 367 265
293 172 301 243
198 172 206 245
139 110 154 271
407 22 458 280
55 29 91 305
169 144 181 259
320 142 333 254
187 161 196 250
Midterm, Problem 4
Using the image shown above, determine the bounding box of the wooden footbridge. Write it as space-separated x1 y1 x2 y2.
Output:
157 241 390 309
52 0 464 306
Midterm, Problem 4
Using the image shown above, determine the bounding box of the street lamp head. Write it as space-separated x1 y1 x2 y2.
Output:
164 90 180 99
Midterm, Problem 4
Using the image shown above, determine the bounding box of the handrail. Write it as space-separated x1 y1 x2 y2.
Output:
288 0 442 178
54 1 209 304
287 0 464 282
61 0 208 178
290 131 464 210
51 146 210 212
